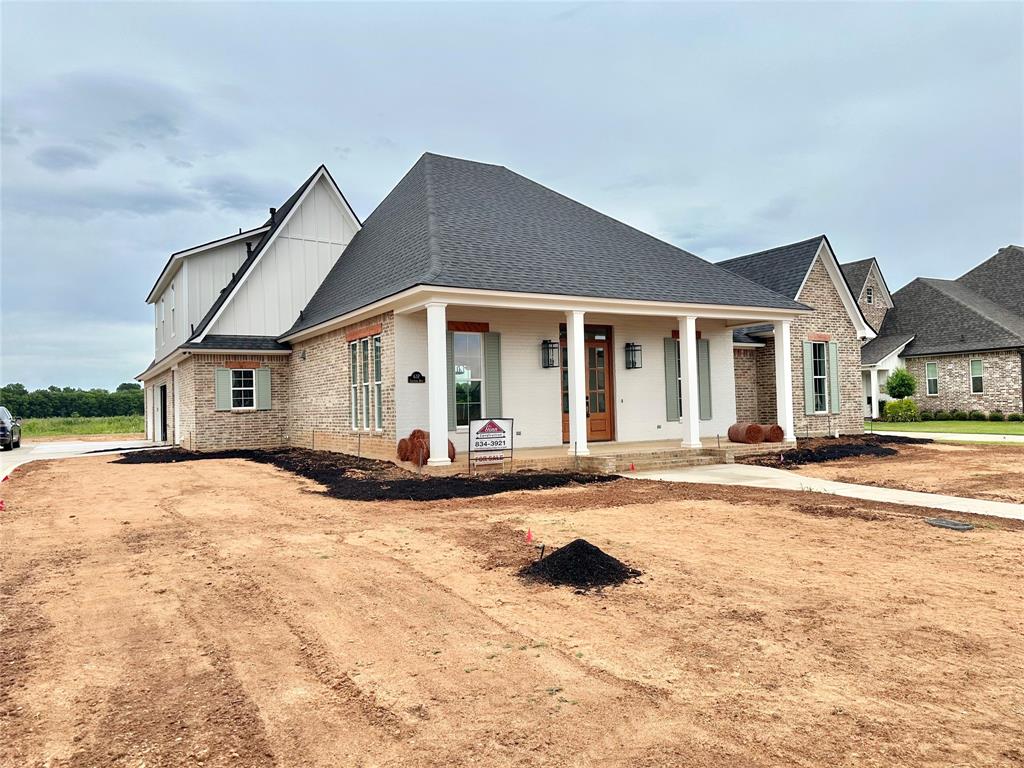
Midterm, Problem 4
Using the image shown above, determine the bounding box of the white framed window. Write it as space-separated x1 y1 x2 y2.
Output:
360 337 371 429
160 299 166 343
970 359 984 394
231 369 255 409
865 286 874 305
925 362 939 395
811 341 828 413
373 334 383 431
170 283 176 337
453 331 484 427
350 341 360 429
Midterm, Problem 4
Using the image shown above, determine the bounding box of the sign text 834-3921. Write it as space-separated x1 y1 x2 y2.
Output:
469 418 513 452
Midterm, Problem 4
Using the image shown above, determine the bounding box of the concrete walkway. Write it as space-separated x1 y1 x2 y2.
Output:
871 429 1024 444
627 463 1024 521
1 439 160 478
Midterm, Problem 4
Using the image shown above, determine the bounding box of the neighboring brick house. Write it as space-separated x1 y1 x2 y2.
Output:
139 153 817 462
718 236 876 436
856 246 1024 417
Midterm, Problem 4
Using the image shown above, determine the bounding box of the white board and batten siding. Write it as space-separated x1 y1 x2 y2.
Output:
210 178 358 337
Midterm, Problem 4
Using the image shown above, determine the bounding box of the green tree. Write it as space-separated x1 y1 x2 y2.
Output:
884 368 917 400
116 382 142 391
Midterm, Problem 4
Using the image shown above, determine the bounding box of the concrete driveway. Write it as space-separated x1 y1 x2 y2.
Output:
1 439 159 478
627 463 1024 521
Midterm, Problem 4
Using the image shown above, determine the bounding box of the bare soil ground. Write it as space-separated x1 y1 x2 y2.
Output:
792 442 1024 504
2 455 1023 767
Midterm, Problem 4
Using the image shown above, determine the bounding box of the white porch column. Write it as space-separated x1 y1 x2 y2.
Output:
869 367 880 420
425 302 451 466
677 316 702 448
145 386 152 441
565 310 589 456
773 319 796 441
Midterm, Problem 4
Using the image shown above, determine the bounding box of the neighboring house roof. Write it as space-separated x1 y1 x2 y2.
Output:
861 333 915 366
285 153 806 337
877 276 1024 357
956 245 1024 317
716 236 824 299
180 335 291 352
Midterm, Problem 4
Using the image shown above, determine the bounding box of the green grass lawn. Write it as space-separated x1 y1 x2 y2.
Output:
866 419 1024 435
19 415 145 438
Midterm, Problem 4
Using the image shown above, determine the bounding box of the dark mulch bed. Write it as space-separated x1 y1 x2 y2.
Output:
113 447 615 502
740 433 932 468
519 538 641 590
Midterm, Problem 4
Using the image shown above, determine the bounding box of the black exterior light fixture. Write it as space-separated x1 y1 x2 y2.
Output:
541 339 560 368
625 342 643 369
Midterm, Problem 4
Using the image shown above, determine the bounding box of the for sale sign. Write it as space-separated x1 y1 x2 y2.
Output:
469 418 513 452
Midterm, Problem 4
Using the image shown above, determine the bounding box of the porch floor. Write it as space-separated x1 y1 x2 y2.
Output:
417 436 794 475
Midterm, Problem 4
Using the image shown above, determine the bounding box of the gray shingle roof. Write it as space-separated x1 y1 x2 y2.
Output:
716 236 825 299
860 333 915 365
878 277 1024 357
286 153 806 336
840 258 873 295
957 245 1024 317
180 335 291 352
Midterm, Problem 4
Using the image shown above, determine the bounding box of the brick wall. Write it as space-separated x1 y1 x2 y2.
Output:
733 348 760 423
905 350 1023 414
187 353 291 450
857 266 890 333
176 358 196 450
751 256 864 436
287 311 396 460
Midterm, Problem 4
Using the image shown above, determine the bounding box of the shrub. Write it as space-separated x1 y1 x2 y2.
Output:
951 410 969 421
934 410 951 420
969 410 986 421
883 368 917 399
988 410 1005 421
1008 413 1023 422
884 399 920 422
919 410 933 421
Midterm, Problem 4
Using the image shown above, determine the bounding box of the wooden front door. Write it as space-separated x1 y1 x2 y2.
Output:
561 328 615 443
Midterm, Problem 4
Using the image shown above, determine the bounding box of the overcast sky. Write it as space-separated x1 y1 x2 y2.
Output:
2 1 1022 390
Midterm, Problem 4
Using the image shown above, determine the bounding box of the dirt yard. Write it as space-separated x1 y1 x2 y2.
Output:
792 441 1024 504
2 455 1022 767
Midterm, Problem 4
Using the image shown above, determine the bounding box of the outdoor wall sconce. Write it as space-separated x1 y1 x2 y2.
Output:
625 342 643 369
541 339 560 368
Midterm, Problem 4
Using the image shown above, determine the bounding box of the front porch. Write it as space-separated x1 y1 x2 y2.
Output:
388 289 802 469
409 436 794 475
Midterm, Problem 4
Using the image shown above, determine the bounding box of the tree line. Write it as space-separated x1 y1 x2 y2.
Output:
0 382 144 418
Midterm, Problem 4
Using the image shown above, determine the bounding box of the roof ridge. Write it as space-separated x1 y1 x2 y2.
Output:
421 154 443 282
717 234 826 266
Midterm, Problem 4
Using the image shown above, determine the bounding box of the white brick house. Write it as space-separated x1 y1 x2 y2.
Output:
139 153 879 461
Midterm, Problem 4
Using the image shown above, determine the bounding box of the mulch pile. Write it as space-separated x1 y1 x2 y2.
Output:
114 447 614 502
519 538 640 590
741 433 932 468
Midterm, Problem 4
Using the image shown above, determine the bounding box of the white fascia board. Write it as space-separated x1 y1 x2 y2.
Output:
280 284 812 343
146 226 270 304
196 167 359 343
806 240 877 341
733 342 767 348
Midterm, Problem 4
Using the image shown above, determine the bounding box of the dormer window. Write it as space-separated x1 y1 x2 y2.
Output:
865 286 874 305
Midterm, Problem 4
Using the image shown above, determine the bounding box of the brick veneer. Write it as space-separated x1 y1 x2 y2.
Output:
733 348 760 423
184 353 291 450
905 350 1024 414
857 267 890 333
287 311 396 460
736 255 864 436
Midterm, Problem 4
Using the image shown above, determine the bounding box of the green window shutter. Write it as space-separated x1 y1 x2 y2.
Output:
663 338 680 421
446 331 456 431
215 368 232 411
697 338 712 421
483 332 502 417
256 367 272 411
828 341 841 414
802 341 815 416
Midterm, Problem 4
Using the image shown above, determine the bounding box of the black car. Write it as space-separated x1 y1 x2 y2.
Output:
0 406 22 450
